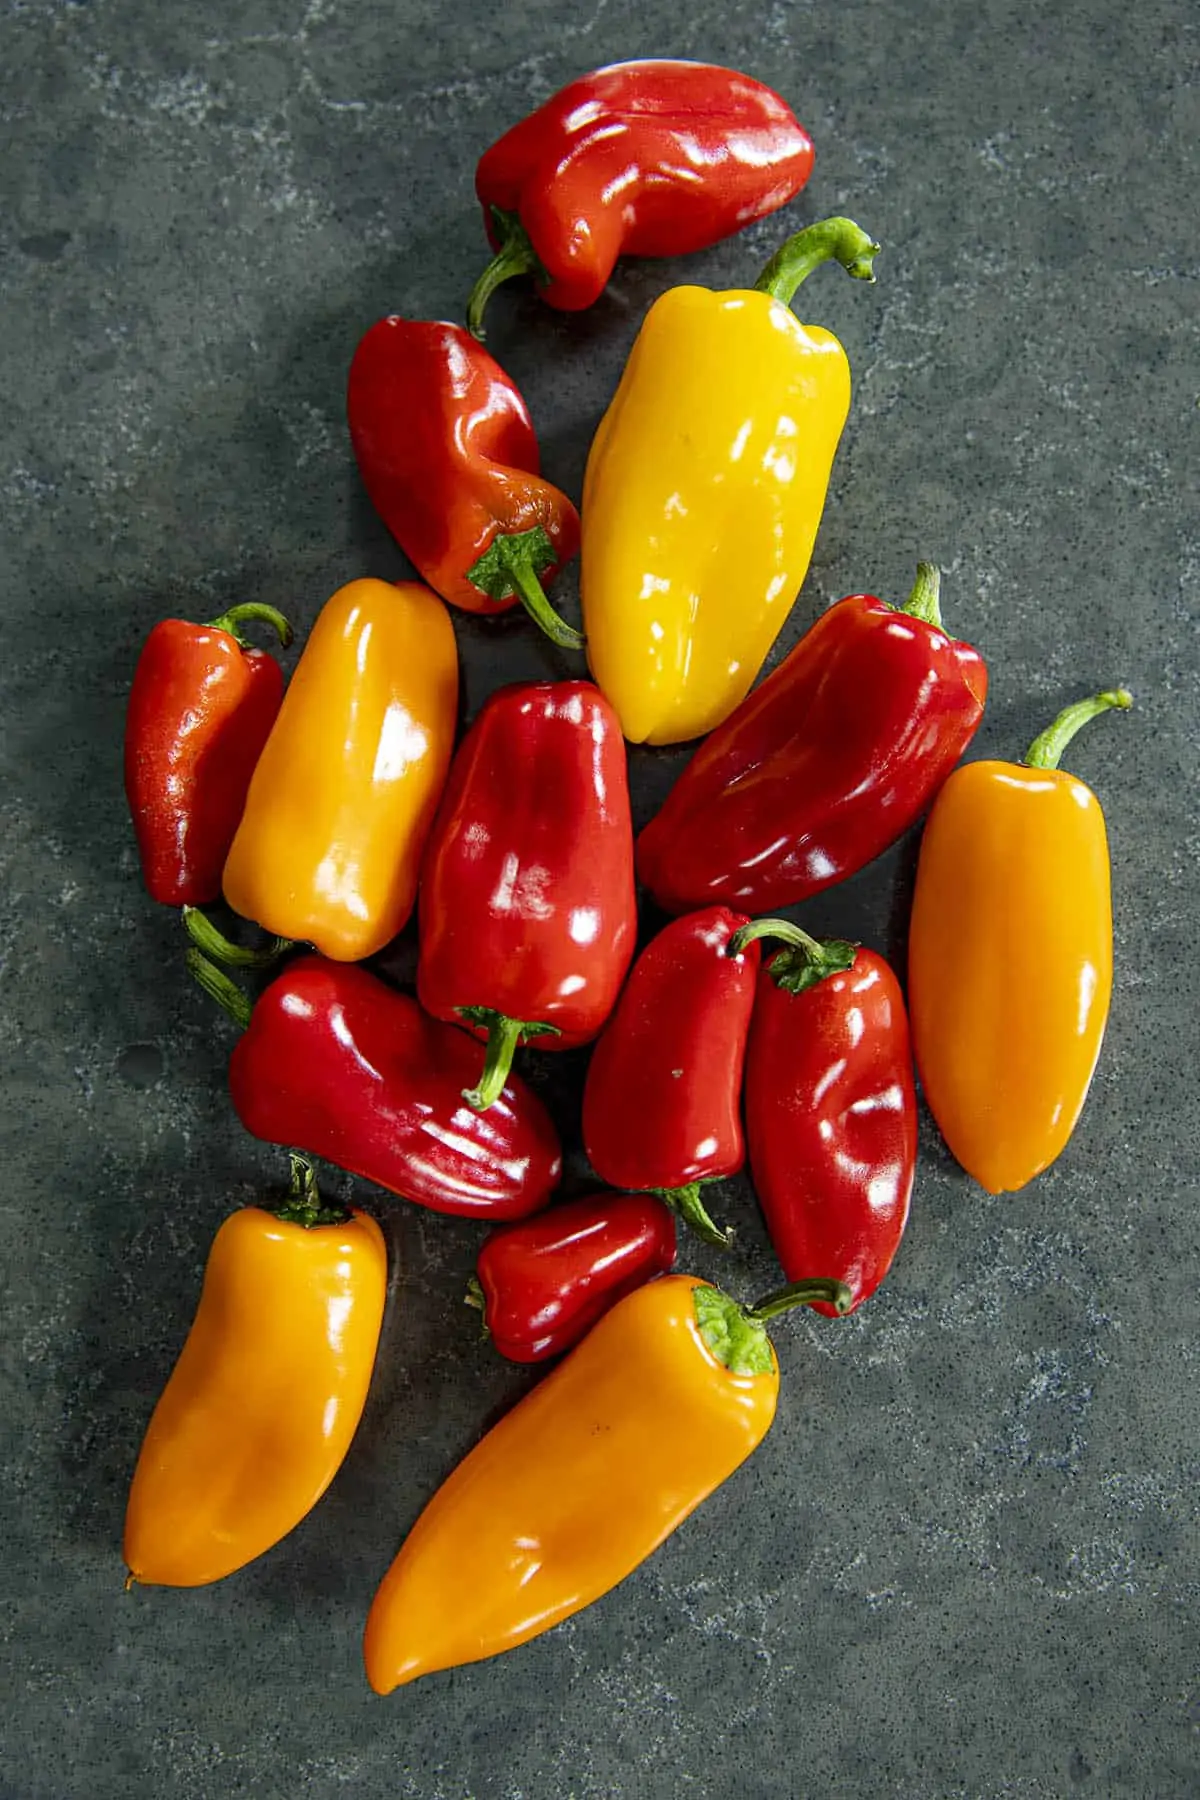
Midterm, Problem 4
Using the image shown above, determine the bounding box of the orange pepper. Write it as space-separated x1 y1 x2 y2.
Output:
123 1157 387 1587
362 1271 848 1689
223 577 458 961
908 688 1132 1195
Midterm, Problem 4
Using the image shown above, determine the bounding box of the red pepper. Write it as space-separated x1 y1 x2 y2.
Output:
466 59 815 335
735 920 917 1317
346 318 582 649
468 1192 677 1363
124 603 292 907
418 681 636 1111
637 565 987 916
581 907 759 1246
189 951 561 1220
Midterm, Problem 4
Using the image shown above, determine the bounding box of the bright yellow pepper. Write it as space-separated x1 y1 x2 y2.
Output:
581 217 879 746
223 578 458 961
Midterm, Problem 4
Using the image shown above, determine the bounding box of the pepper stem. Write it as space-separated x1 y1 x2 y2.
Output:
466 526 584 650
206 602 293 648
899 562 943 628
652 1183 733 1250
182 906 295 969
271 1151 352 1228
185 947 252 1031
1022 688 1133 771
753 216 881 310
458 1007 561 1111
464 1275 491 1339
466 207 547 340
748 1278 855 1321
728 917 858 996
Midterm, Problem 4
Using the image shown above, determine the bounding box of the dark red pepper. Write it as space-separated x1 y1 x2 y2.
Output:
468 1191 677 1363
418 681 636 1111
581 906 759 1246
190 951 562 1220
735 919 917 1316
466 59 815 335
637 565 987 916
346 317 582 648
124 603 292 907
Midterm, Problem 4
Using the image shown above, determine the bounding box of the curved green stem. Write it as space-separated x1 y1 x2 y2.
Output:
272 1151 352 1228
182 906 294 970
753 216 880 310
899 562 943 628
728 917 857 995
1023 688 1133 771
748 1278 854 1322
186 947 252 1031
458 1007 560 1111
652 1182 733 1250
207 602 293 649
466 207 547 340
467 526 584 650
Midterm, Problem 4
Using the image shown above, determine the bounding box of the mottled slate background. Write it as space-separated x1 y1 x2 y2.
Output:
1 0 1196 1795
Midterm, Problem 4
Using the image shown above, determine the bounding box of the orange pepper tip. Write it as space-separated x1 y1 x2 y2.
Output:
123 1569 137 1593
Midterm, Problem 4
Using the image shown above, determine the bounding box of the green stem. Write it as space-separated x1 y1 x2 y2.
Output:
1023 688 1133 771
464 1274 491 1339
207 602 293 648
899 561 943 628
652 1183 733 1251
728 917 858 996
692 1276 855 1375
466 207 547 340
186 947 252 1031
753 216 881 310
748 1278 854 1322
271 1151 352 1228
458 1007 560 1111
182 906 294 970
467 526 584 650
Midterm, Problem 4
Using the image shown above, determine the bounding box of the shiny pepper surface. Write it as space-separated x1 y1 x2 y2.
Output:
223 578 457 961
581 218 879 745
124 1166 386 1586
364 1272 849 1690
908 690 1131 1194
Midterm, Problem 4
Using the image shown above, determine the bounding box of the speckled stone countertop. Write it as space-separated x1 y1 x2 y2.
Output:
2 1 1196 1795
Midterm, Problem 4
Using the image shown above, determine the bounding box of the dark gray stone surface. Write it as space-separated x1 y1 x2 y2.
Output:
1 0 1196 1795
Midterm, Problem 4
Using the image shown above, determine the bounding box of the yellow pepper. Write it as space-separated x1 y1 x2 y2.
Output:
908 689 1132 1194
223 578 458 961
581 217 879 746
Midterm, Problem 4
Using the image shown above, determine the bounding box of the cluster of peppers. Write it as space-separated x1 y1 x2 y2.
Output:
120 59 1133 1691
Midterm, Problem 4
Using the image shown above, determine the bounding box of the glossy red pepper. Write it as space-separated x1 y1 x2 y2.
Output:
189 951 562 1220
466 59 814 335
468 1192 677 1363
736 921 917 1316
418 680 637 1110
637 565 987 916
581 907 759 1246
347 317 582 648
124 603 291 906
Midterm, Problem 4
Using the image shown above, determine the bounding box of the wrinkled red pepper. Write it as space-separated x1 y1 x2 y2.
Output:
124 603 292 906
581 907 759 1246
190 951 562 1220
735 920 917 1316
637 565 987 916
347 317 582 648
467 59 815 335
468 1191 677 1362
418 681 636 1110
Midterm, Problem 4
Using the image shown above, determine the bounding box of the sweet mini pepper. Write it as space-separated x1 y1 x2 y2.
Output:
638 564 987 912
466 59 814 335
124 603 291 907
347 318 582 647
222 578 458 962
581 216 879 745
908 689 1132 1194
124 1155 386 1586
418 681 636 1109
364 1271 850 1689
